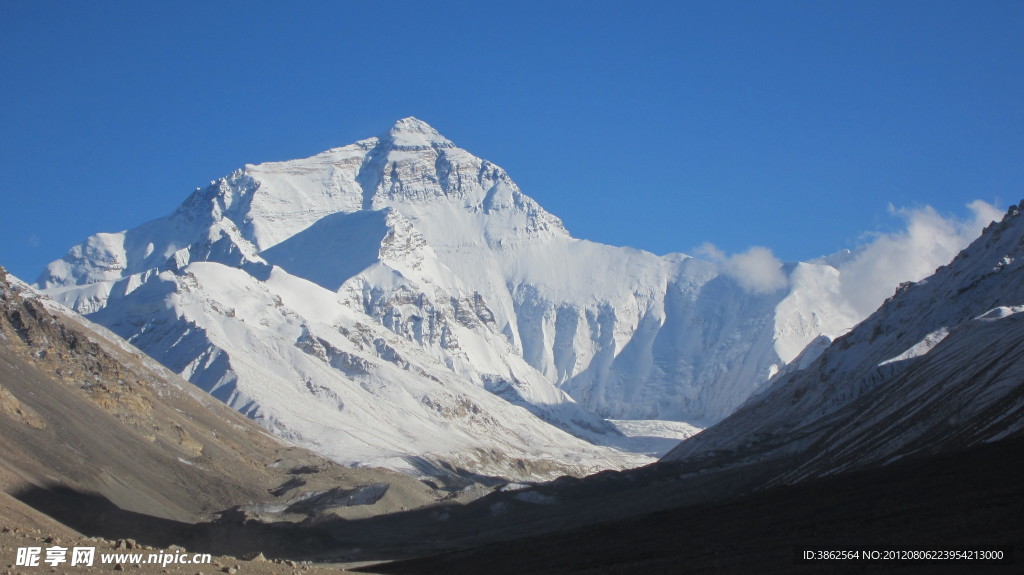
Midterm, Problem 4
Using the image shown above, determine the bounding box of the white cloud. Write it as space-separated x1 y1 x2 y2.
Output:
836 200 1001 316
695 242 726 262
694 200 1001 308
698 243 788 295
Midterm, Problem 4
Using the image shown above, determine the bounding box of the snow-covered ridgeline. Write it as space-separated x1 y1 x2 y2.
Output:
34 117 992 478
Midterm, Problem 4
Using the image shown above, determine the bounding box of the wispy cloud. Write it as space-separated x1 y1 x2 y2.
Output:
697 243 789 295
696 200 1001 308
836 200 1002 316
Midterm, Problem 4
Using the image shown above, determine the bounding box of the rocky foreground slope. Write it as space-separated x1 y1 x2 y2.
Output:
0 267 449 564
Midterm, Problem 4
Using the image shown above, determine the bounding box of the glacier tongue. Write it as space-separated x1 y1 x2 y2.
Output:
38 117 879 479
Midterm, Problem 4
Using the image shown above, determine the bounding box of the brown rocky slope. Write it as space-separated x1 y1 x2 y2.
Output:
0 266 446 569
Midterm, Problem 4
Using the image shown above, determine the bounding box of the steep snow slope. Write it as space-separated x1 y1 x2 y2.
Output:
664 202 1024 483
99 262 642 479
38 118 884 478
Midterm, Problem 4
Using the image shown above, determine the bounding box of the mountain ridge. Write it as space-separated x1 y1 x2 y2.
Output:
663 201 1024 483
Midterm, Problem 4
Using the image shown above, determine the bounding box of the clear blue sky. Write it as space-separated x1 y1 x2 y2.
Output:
1 0 1022 281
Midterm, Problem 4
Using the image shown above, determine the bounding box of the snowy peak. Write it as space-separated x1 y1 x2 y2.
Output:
230 117 569 252
37 118 571 298
44 117 975 481
382 117 455 150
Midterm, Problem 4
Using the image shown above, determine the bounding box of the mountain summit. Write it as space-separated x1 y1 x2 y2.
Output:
383 116 456 149
39 119 889 479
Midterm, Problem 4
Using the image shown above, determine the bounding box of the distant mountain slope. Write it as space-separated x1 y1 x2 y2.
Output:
663 201 1024 484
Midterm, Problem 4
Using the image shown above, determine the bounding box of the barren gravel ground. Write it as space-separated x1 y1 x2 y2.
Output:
0 483 362 574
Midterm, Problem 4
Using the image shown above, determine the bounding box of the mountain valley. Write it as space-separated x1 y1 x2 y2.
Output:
2 119 1022 573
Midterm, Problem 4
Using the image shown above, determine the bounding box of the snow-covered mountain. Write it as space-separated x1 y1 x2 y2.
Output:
38 118 886 478
664 201 1024 483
